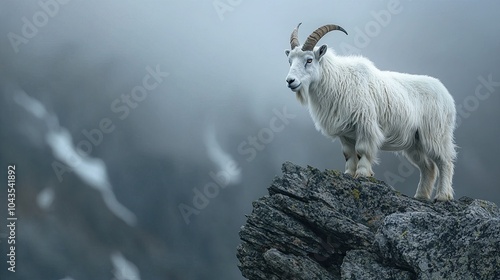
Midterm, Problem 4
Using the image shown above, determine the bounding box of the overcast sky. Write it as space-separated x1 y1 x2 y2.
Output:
1 1 500 279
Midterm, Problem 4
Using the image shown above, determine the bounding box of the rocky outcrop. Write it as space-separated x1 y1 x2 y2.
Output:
237 162 500 280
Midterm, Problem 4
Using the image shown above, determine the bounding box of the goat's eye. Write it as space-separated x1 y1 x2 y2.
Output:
306 58 313 64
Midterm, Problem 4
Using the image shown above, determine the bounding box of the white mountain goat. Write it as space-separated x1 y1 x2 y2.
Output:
285 23 457 201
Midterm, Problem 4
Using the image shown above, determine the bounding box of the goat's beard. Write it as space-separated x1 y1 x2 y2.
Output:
296 87 308 105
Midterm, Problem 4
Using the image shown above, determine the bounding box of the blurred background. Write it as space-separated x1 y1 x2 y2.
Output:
1 1 499 279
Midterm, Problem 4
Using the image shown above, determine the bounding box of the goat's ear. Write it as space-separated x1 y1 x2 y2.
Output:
285 49 291 57
315 44 328 59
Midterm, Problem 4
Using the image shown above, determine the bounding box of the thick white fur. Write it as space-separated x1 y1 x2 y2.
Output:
285 46 456 201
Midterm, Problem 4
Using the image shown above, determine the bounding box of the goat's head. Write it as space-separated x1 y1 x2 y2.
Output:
285 23 348 101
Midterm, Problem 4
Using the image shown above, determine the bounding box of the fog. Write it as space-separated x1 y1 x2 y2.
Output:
1 1 499 279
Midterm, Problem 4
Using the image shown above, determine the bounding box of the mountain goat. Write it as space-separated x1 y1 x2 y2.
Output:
285 23 457 201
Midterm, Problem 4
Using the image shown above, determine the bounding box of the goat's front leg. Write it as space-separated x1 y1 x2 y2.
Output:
355 141 375 178
354 124 383 178
340 137 357 176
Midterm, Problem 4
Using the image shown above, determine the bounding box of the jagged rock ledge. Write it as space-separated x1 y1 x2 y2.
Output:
237 162 500 280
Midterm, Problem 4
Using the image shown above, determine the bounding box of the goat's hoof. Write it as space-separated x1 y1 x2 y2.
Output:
434 193 453 202
354 169 374 178
344 170 355 177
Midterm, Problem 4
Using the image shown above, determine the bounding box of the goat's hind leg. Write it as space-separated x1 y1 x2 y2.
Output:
405 148 437 201
432 156 455 201
428 133 456 201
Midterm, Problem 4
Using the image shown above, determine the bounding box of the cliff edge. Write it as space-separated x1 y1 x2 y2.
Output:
237 162 500 280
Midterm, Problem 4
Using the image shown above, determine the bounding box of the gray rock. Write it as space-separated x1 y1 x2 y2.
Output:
237 162 500 280
341 250 415 280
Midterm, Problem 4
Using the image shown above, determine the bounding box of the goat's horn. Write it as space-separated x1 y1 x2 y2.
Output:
302 24 348 51
290 23 302 50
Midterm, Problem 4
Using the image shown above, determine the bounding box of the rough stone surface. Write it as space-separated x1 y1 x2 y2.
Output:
237 162 500 280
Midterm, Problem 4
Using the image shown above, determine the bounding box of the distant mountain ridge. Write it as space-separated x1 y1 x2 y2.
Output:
237 162 500 279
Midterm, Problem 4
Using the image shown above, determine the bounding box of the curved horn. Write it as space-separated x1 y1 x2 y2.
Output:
302 24 348 51
290 23 302 50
